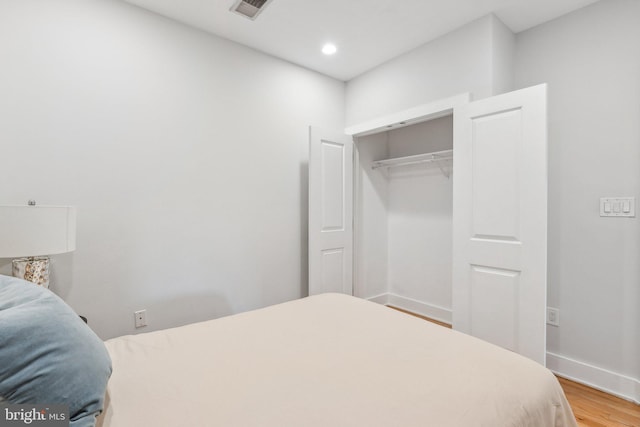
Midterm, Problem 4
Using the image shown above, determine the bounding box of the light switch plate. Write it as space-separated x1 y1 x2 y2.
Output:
600 197 635 217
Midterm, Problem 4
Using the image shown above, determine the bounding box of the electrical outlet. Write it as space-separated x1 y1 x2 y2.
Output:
546 307 559 327
134 309 147 328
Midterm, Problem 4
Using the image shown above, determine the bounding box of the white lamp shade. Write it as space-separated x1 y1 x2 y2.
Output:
0 205 77 258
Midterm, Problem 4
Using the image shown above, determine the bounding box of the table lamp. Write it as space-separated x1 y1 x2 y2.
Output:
0 202 77 288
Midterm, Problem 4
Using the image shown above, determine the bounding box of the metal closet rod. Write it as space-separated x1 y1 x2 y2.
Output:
371 149 453 170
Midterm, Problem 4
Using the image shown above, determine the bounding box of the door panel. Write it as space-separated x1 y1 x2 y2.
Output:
452 84 547 365
470 266 520 351
471 108 522 239
309 127 353 296
321 248 347 293
320 141 346 230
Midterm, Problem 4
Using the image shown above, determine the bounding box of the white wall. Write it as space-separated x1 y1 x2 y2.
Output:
345 14 514 127
0 0 344 340
491 15 516 95
515 0 639 399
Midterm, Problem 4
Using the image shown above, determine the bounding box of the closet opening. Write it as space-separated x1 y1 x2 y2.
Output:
353 114 454 325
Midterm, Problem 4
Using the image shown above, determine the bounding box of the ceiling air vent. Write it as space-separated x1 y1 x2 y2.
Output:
230 0 273 20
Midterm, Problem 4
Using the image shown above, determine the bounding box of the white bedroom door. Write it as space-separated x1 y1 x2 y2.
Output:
308 127 354 296
452 84 548 365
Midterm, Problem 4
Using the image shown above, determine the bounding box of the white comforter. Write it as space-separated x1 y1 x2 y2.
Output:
98 293 576 427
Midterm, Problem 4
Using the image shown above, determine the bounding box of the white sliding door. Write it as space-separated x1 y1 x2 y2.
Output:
308 127 353 296
452 84 548 365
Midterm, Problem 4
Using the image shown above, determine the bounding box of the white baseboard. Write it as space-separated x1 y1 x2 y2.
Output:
366 293 390 306
365 294 639 404
547 352 640 404
366 292 452 325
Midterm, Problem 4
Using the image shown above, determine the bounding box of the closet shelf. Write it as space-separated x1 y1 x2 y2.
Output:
371 149 453 170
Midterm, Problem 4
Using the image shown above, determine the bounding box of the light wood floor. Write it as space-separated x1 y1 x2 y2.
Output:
558 377 640 427
388 306 640 427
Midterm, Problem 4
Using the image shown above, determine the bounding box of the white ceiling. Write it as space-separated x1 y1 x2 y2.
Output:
122 0 599 81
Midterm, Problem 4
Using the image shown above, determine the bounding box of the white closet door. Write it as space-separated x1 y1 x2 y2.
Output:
452 84 548 365
308 127 354 296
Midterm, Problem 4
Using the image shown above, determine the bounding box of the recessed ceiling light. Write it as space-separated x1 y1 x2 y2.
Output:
322 43 337 55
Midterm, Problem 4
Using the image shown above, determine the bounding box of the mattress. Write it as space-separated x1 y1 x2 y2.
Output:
98 293 576 427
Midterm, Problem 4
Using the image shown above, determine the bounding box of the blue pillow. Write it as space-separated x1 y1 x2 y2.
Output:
0 275 112 427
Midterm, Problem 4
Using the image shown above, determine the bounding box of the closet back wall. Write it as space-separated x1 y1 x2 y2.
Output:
387 117 453 317
0 0 344 339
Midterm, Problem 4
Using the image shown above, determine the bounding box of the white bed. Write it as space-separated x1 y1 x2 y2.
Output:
98 293 576 427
